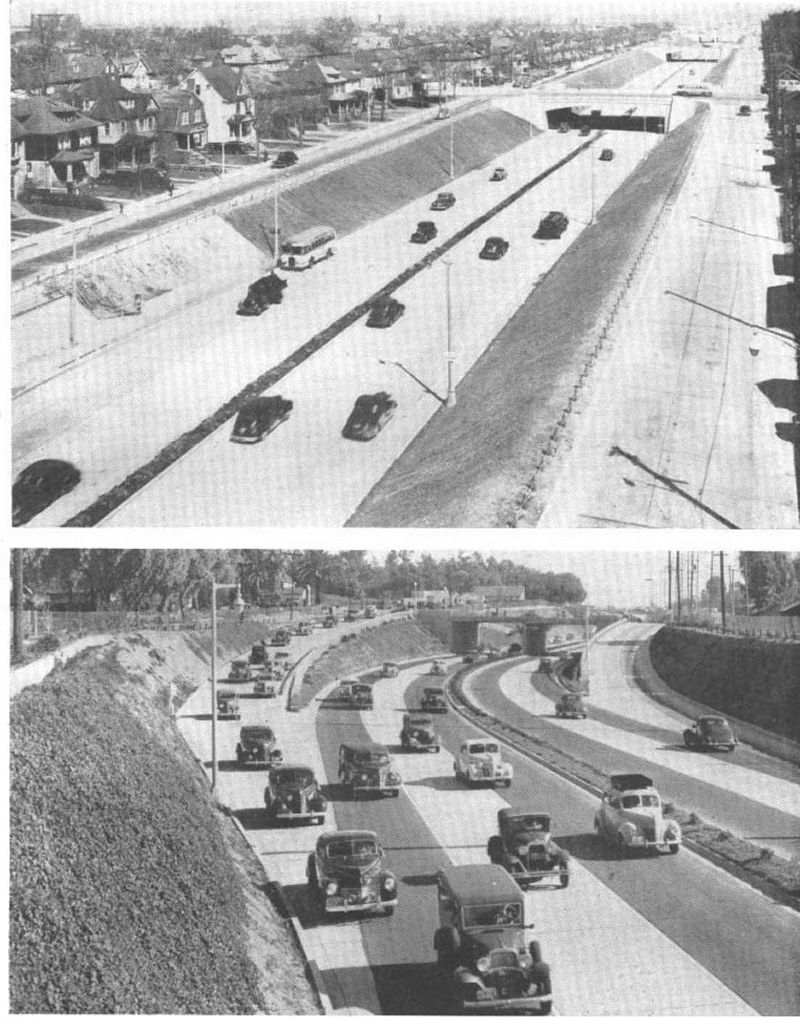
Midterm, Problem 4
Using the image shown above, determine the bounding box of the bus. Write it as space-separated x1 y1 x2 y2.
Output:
673 85 714 98
278 225 336 270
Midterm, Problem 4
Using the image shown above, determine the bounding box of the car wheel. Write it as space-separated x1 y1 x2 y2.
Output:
559 868 569 889
617 833 627 858
539 1002 553 1015
384 905 394 917
669 843 680 854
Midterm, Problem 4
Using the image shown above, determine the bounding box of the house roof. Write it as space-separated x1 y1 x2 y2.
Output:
197 64 248 102
220 41 283 66
11 95 100 136
154 89 207 130
10 114 26 140
47 52 107 85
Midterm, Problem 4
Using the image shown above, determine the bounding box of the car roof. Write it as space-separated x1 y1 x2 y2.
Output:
438 864 523 904
498 807 550 824
318 829 378 845
609 773 653 791
272 762 313 772
340 742 387 754
241 725 272 736
425 686 444 693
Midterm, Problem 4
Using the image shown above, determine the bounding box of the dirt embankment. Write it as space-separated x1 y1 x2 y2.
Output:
297 619 448 708
649 628 800 743
563 48 663 89
225 108 537 255
10 635 318 1014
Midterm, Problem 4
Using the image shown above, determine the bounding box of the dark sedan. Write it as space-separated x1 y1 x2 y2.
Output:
479 236 509 260
366 296 405 328
231 396 293 443
342 392 397 441
430 191 456 210
411 220 437 243
12 459 81 525
272 150 298 168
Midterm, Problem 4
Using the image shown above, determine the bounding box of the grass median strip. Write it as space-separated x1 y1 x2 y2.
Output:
63 138 597 527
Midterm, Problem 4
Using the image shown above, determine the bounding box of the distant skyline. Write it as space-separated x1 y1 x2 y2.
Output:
9 0 776 30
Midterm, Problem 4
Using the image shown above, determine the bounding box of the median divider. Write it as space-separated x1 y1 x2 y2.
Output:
61 138 599 528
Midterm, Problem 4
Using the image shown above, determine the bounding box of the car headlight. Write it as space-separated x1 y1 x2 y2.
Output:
382 874 396 892
357 773 368 783
325 881 338 896
476 956 491 974
387 771 400 784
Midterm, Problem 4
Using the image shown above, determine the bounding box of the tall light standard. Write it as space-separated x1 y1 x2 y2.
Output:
207 576 244 792
449 120 455 180
443 259 456 407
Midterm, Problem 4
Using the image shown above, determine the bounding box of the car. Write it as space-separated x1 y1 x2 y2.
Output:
411 220 437 243
486 647 502 661
322 615 336 629
230 396 292 443
216 690 241 720
344 607 360 621
579 124 591 136
272 150 298 168
236 724 282 766
381 662 399 678
294 620 313 636
338 743 401 797
738 104 752 116
12 459 81 525
364 605 377 619
479 236 509 260
599 148 614 161
366 296 405 328
249 640 270 665
334 680 373 709
252 670 277 698
488 809 570 889
555 693 587 719
236 272 286 316
594 773 681 855
265 763 327 824
428 659 447 676
490 167 508 181
270 628 291 646
534 212 569 239
454 739 513 788
400 712 441 752
436 104 451 119
433 864 553 1014
421 686 447 713
227 657 250 682
342 392 398 441
431 191 456 210
683 715 736 752
557 121 570 133
307 830 398 917
462 649 483 663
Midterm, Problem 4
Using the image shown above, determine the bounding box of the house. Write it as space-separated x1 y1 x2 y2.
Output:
106 51 158 92
44 51 107 90
63 75 159 170
315 61 363 120
183 64 255 146
11 115 26 198
353 30 392 50
154 89 208 162
11 94 99 190
280 42 321 67
246 63 329 140
219 40 286 70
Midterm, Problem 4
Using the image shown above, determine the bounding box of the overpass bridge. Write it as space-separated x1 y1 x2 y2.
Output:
417 608 593 655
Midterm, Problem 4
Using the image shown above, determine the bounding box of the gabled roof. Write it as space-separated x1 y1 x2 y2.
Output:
154 89 207 130
11 115 26 140
47 52 107 84
11 94 100 136
196 64 248 102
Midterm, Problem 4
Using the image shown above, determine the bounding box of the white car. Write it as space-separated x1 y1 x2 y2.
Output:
454 739 513 788
594 774 681 855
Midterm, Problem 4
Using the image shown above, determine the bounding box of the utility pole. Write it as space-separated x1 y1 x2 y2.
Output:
590 147 595 224
69 227 78 346
667 552 672 613
444 260 456 408
450 120 454 180
729 565 737 635
13 549 24 659
719 551 726 634
273 184 279 259
675 551 681 622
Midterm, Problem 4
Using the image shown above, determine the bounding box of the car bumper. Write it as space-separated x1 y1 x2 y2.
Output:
461 993 553 1013
324 894 397 914
354 784 401 796
230 434 262 444
274 809 325 822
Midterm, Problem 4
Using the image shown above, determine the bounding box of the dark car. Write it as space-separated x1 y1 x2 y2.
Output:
216 690 241 720
479 236 509 260
400 713 441 752
366 296 405 328
272 150 298 168
579 124 591 136
599 148 614 161
488 809 570 890
421 686 447 713
307 830 397 916
230 396 292 443
534 212 569 239
265 763 327 824
411 220 438 243
490 167 508 181
683 716 736 752
555 693 587 719
342 392 398 441
237 272 287 316
236 725 282 766
738 104 752 116
12 459 81 525
430 191 456 210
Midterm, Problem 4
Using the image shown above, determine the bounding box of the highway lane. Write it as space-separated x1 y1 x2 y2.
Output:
103 130 657 527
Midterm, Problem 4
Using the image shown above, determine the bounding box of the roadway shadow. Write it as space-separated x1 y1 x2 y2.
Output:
773 252 794 276
369 962 455 1015
757 378 800 415
556 832 625 863
282 882 321 929
203 759 270 772
401 872 439 887
403 775 479 792
234 807 270 831
185 712 212 721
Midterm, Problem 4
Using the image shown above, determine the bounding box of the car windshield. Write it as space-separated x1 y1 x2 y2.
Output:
274 768 312 785
621 793 659 809
509 815 548 834
411 716 433 727
462 902 523 928
425 688 443 696
327 838 378 859
353 685 371 695
699 718 730 736
353 749 388 765
244 727 272 740
468 743 499 754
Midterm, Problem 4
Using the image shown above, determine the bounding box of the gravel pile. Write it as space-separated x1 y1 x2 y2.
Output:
10 642 313 1013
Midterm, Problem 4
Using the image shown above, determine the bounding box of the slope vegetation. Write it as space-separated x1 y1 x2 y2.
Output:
564 48 662 89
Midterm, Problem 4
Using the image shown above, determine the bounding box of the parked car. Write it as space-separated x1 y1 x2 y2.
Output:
488 809 570 889
230 396 292 443
344 607 360 621
555 693 587 719
12 459 81 525
411 220 437 243
400 713 441 752
421 686 447 713
338 743 401 797
534 212 569 239
250 640 270 664
272 150 298 168
738 104 752 116
236 272 286 316
431 191 456 210
454 739 513 788
342 392 398 441
216 690 241 720
558 121 571 133
236 724 282 766
322 615 336 629
433 864 553 1014
364 605 377 619
683 716 736 752
599 148 614 161
366 296 405 328
428 659 447 676
594 774 681 855
307 830 397 916
462 649 483 663
265 764 327 824
479 236 509 260
490 167 508 181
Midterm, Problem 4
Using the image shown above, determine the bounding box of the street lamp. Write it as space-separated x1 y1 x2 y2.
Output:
207 576 244 792
443 259 456 408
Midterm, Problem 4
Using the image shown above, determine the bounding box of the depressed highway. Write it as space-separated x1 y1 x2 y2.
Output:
176 625 800 1015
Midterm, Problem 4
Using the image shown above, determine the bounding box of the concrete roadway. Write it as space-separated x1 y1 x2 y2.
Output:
101 129 657 527
179 643 799 1015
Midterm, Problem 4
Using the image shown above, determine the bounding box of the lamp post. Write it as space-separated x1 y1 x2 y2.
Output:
208 577 244 792
443 259 456 408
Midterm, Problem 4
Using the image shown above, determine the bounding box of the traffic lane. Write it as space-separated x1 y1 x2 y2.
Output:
104 130 655 527
313 693 453 1015
403 669 800 1016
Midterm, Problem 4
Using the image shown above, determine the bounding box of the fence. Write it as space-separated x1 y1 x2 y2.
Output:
671 614 800 643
